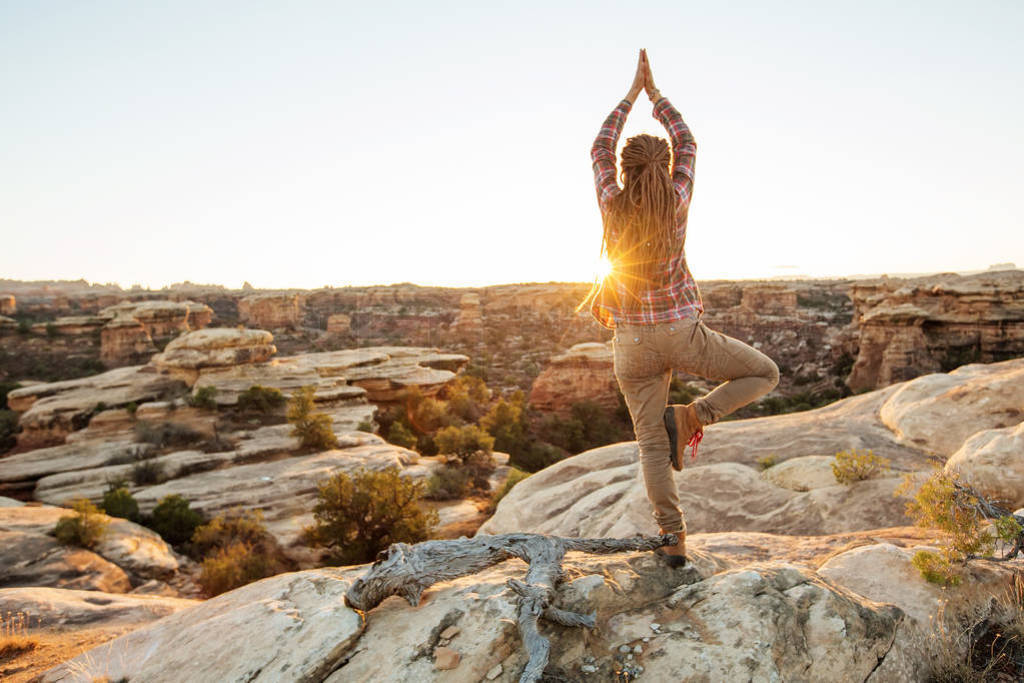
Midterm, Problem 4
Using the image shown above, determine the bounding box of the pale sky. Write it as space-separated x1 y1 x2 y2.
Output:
1 1 1021 289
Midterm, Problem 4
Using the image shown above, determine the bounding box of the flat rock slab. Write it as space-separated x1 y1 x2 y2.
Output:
0 586 197 628
42 569 364 683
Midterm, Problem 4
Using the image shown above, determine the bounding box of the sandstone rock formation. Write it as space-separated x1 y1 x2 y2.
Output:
0 503 183 591
945 422 1024 509
847 270 1024 391
326 312 351 335
484 359 1024 539
0 292 15 314
238 293 304 330
454 292 483 340
0 586 197 630
528 342 618 417
41 531 1021 683
6 366 186 448
148 328 277 384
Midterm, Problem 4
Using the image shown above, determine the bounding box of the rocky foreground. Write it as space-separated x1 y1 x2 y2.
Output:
16 358 1024 682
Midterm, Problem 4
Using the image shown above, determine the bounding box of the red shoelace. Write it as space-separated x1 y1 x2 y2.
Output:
688 430 703 461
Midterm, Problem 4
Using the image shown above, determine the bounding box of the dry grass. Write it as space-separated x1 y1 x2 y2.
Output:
927 573 1024 681
1 611 39 663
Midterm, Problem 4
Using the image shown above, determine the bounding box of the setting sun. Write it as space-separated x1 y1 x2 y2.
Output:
595 256 613 279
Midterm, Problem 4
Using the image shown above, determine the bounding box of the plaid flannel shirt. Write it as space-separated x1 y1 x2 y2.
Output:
590 96 704 329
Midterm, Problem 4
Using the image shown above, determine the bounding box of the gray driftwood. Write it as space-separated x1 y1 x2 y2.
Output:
345 532 676 682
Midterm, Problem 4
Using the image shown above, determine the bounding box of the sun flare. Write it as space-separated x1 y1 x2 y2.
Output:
595 256 613 279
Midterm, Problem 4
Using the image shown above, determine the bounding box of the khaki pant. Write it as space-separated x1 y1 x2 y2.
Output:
612 317 780 535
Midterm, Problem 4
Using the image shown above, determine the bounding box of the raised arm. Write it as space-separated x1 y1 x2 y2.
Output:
644 54 696 208
591 50 647 210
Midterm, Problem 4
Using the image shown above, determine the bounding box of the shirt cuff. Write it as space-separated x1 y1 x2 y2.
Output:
618 98 634 110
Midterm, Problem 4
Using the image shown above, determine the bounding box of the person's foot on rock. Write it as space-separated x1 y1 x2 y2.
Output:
663 403 703 471
656 528 688 567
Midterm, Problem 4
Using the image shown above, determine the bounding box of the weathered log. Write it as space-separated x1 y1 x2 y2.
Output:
345 532 676 683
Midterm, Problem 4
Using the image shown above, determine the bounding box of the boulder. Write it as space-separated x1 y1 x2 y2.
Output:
0 504 181 582
944 422 1024 508
880 359 1024 457
149 328 277 384
42 569 364 683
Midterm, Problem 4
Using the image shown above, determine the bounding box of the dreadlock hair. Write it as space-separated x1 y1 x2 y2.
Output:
577 134 679 314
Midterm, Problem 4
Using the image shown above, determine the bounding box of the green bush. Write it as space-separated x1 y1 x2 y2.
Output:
386 421 418 449
102 487 140 521
188 385 219 411
286 386 338 450
443 375 491 424
424 466 472 500
302 466 438 565
480 392 529 455
510 439 564 473
191 509 291 597
0 409 17 453
539 400 623 455
898 470 1024 585
757 454 778 470
434 424 494 462
236 385 286 413
832 449 891 485
45 322 59 338
356 419 375 433
148 494 204 547
125 401 138 416
54 499 108 549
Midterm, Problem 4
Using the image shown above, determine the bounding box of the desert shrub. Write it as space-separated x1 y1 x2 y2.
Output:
485 467 531 514
302 466 438 565
480 391 529 455
236 384 285 413
124 401 138 416
45 322 59 338
0 410 17 453
510 439 564 473
443 375 491 424
287 385 338 450
538 400 622 455
147 494 204 546
757 454 778 470
131 456 165 486
356 418 375 433
898 470 1024 586
191 509 291 596
134 420 203 449
434 424 494 462
386 420 418 449
54 499 108 549
0 380 20 410
187 385 219 411
425 466 473 500
102 487 140 521
832 449 891 485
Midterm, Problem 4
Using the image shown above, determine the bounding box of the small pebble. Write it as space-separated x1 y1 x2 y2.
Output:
627 653 634 660
584 656 595 664
433 646 461 670
642 637 650 643
649 622 661 631
619 644 631 654
581 664 598 673
633 644 643 654
485 663 503 680
440 626 460 640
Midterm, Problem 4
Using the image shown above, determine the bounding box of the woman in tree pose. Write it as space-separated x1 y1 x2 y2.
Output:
581 49 779 565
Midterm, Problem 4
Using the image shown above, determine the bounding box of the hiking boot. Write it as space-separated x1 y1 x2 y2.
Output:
656 527 688 567
663 403 704 471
